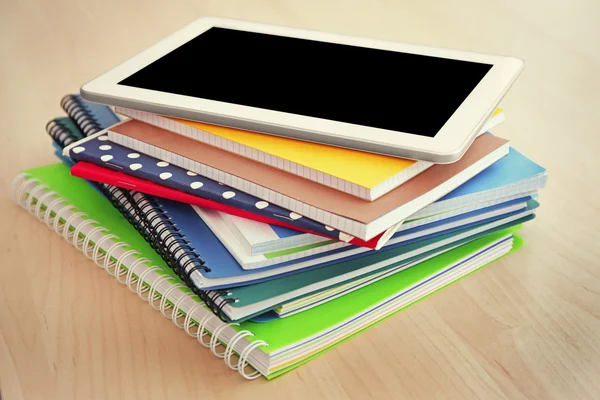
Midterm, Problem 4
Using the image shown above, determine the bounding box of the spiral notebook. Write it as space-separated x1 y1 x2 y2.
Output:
46 117 84 148
46 94 120 148
60 94 121 136
92 162 536 322
192 198 533 270
54 98 393 249
10 162 524 380
63 132 395 249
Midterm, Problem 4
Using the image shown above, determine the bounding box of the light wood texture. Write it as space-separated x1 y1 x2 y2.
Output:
1 0 599 398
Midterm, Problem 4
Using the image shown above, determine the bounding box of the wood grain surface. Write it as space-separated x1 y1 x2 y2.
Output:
1 0 599 399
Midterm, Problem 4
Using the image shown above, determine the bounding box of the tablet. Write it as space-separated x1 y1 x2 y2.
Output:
80 17 524 163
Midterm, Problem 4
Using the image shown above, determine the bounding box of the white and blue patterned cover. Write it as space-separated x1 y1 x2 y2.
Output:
66 134 354 242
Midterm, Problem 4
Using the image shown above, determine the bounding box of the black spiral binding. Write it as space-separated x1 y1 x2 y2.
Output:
60 94 103 136
46 119 79 148
97 183 234 321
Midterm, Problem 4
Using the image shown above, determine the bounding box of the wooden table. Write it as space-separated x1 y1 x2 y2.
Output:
1 1 599 398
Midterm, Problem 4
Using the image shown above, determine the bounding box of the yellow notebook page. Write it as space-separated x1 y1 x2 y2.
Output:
168 108 502 190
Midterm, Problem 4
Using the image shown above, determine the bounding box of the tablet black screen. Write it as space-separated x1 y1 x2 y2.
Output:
119 27 492 137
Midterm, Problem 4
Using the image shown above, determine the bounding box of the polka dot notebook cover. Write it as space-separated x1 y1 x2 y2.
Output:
63 134 390 250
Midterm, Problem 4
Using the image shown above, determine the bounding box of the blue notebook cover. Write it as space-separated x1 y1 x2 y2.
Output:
440 146 547 200
52 141 76 167
396 196 530 239
254 195 533 253
156 196 538 289
201 196 532 269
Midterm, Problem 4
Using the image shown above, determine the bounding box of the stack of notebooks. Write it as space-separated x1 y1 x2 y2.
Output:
10 94 547 380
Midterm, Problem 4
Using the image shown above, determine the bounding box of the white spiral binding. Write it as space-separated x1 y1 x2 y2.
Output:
147 275 174 309
196 313 216 347
102 241 129 273
43 198 65 226
34 190 58 218
171 292 192 328
120 257 151 286
53 205 77 234
238 340 269 380
159 283 187 317
91 234 120 266
210 323 240 358
73 219 99 250
224 330 255 370
82 226 109 259
184 303 206 336
114 249 141 279
62 211 87 241
10 174 268 380
135 266 161 300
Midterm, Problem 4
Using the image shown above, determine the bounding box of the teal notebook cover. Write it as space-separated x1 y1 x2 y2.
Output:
217 208 536 322
46 116 85 148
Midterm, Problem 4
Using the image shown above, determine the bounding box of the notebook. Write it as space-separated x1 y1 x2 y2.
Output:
194 198 532 269
142 190 536 293
116 107 505 201
10 163 524 379
63 135 381 248
68 159 538 295
201 193 529 261
219 213 332 255
61 93 121 136
70 161 340 240
46 117 85 148
193 208 536 322
255 227 516 324
101 120 511 240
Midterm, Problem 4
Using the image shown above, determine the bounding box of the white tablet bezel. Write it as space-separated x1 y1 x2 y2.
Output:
80 17 524 163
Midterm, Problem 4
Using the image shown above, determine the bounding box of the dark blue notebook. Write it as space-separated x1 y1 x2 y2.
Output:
64 133 350 242
144 196 538 290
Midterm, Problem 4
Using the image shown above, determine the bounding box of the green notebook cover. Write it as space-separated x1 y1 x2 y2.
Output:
235 227 523 378
269 235 524 378
17 163 527 380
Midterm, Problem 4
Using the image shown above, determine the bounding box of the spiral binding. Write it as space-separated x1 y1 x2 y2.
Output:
45 119 79 148
114 190 238 322
60 94 102 136
9 173 268 380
